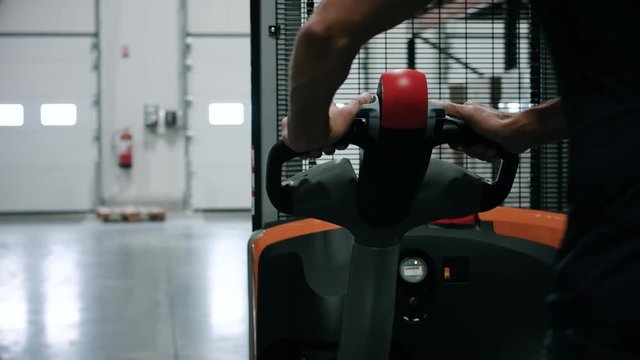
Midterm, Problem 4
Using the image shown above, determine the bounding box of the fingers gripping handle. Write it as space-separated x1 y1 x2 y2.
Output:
434 117 520 211
267 116 369 215
435 117 508 156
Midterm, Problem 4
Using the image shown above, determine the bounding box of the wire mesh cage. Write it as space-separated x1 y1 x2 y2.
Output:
273 0 568 220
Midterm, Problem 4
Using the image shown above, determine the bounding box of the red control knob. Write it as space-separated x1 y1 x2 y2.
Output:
379 69 429 130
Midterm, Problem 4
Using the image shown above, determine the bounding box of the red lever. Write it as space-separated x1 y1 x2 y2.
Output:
432 214 477 226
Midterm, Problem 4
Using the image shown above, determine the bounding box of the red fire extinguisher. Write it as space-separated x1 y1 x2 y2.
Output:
117 129 133 168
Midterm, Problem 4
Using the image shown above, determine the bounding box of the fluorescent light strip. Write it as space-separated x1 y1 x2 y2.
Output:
41 104 77 126
209 103 244 125
0 104 25 127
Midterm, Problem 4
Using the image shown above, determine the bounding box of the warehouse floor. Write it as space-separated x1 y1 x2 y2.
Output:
0 212 250 360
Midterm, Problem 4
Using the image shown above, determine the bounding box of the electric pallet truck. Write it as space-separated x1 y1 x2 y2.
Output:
249 69 566 360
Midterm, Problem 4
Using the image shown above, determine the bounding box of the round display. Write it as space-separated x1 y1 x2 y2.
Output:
399 257 428 284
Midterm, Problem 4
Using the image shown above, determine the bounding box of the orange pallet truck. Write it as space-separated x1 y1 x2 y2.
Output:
249 69 565 360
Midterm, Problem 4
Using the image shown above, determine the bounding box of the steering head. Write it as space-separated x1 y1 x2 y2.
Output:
267 69 518 230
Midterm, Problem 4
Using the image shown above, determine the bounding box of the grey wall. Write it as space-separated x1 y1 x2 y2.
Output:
100 0 185 207
0 0 250 211
100 0 250 209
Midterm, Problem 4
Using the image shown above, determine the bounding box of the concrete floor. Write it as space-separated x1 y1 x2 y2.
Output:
0 212 251 360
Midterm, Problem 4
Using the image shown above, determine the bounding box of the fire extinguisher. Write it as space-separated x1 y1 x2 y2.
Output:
116 128 133 168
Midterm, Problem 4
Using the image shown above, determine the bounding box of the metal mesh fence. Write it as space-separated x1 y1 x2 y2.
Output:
274 0 568 219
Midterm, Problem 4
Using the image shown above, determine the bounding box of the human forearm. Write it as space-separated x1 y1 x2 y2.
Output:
505 98 568 151
287 22 362 152
285 0 429 152
443 98 568 160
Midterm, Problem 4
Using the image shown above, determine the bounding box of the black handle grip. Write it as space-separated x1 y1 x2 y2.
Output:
266 118 368 215
267 115 518 216
434 117 495 149
434 117 519 211
266 140 300 214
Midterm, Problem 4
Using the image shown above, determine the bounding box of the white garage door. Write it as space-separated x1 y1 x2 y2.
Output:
186 37 251 210
0 0 95 33
0 37 99 212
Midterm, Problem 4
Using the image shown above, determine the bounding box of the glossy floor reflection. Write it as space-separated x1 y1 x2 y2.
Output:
0 212 251 360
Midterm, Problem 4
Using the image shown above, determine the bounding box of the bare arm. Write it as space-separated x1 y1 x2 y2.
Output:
284 0 429 153
443 98 568 161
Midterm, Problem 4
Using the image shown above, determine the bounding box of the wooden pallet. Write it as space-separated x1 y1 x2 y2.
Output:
96 206 166 223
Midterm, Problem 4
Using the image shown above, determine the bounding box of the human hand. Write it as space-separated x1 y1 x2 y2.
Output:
441 101 527 162
282 92 373 159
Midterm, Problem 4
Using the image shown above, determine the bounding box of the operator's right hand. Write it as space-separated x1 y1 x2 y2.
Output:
282 92 372 159
441 101 527 162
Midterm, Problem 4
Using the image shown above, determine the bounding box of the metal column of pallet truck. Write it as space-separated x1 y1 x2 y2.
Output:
248 69 566 359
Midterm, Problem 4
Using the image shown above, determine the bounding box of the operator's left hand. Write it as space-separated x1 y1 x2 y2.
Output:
282 92 372 159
